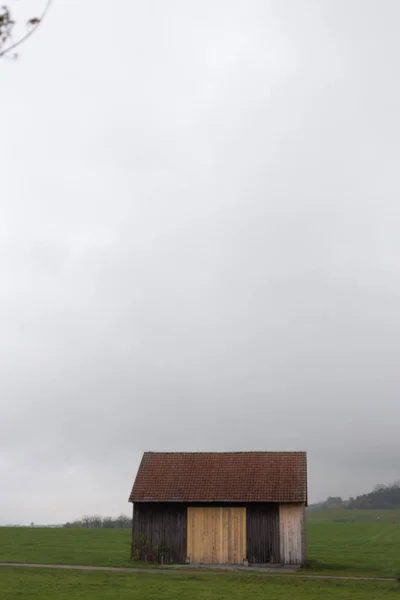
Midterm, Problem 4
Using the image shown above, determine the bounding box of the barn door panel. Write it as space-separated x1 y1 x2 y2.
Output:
187 507 246 564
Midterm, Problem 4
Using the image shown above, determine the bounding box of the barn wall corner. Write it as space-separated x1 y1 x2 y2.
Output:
279 503 306 566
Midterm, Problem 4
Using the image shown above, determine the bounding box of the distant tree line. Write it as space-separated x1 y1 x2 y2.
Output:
308 496 345 510
309 481 400 511
347 481 400 510
63 514 132 528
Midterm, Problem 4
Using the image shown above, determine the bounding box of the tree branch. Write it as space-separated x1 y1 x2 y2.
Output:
0 0 53 58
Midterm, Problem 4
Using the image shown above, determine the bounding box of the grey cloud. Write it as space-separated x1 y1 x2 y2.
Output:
1 0 400 524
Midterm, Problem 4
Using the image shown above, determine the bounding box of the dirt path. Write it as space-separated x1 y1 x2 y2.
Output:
0 562 396 582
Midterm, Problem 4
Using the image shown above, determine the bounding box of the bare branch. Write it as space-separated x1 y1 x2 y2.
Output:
0 0 53 58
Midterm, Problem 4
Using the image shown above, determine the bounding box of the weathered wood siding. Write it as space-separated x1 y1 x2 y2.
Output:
187 507 246 564
132 503 186 564
279 503 306 565
246 503 280 564
132 501 306 566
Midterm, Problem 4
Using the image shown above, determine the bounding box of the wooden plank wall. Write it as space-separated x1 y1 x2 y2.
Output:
279 503 306 565
187 507 246 564
131 503 187 564
246 504 280 564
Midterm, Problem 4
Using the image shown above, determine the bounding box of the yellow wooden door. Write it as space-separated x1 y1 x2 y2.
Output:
187 507 246 564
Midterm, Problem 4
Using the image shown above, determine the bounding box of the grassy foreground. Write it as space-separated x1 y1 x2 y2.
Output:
0 567 398 600
0 527 134 568
0 509 399 577
307 521 400 577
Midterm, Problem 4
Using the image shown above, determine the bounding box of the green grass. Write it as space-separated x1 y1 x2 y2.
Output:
0 527 135 568
307 508 400 524
305 509 400 578
1 509 400 578
0 568 398 600
306 522 400 577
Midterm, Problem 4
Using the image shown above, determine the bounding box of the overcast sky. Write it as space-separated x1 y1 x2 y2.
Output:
1 0 399 524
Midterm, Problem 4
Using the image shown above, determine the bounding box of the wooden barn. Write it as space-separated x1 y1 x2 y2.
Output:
129 451 307 566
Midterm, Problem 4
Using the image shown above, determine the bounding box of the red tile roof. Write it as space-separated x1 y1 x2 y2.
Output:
129 451 307 504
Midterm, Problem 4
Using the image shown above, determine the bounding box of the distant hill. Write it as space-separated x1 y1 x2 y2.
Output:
310 481 400 510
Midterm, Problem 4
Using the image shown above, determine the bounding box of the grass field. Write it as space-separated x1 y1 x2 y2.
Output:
0 527 134 568
0 567 398 600
307 508 400 523
1 510 400 578
1 510 400 599
307 510 400 577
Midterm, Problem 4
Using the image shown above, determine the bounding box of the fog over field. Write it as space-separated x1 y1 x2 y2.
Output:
1 0 400 524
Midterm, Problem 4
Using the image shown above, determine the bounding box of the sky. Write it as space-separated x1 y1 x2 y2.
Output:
1 0 400 524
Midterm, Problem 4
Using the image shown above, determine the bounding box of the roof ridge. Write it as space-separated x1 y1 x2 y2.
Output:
145 450 307 454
